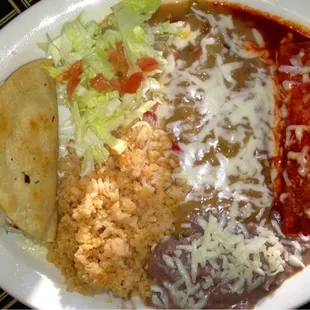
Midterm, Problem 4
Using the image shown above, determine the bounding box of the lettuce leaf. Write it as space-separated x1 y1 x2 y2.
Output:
112 0 161 69
61 16 100 57
81 29 122 80
96 29 121 51
112 0 161 37
73 85 119 110
126 25 166 67
42 0 165 176
82 52 115 80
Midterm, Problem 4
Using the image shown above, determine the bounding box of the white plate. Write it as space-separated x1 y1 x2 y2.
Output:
0 0 310 309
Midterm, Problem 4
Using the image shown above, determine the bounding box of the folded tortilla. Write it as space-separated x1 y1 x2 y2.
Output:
0 59 58 242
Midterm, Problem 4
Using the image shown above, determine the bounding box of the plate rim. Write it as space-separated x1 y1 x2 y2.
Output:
1 0 310 309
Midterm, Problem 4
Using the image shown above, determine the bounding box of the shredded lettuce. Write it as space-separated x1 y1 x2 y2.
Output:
43 14 111 79
126 25 166 67
61 16 100 60
40 64 63 78
42 0 180 176
112 0 161 37
150 21 180 36
82 53 115 80
112 0 162 70
73 86 119 110
96 29 121 51
69 85 156 175
81 29 122 80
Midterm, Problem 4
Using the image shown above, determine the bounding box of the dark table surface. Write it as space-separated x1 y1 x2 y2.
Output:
1 0 310 309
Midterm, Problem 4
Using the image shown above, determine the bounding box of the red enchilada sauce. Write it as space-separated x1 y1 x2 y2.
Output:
274 43 310 236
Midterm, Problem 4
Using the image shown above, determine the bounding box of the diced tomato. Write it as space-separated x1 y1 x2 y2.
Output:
110 76 128 95
56 60 83 101
69 60 83 76
108 42 129 74
123 72 144 94
90 74 129 95
90 74 111 93
55 71 71 82
273 42 310 236
67 75 81 102
136 57 160 72
143 111 157 125
90 72 143 95
56 60 83 82
172 140 181 152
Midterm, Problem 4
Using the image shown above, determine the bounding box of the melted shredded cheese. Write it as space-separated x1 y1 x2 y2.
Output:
163 8 275 211
279 49 310 83
152 7 307 307
162 214 286 308
288 146 309 177
285 125 310 177
286 125 310 146
252 28 265 48
192 8 265 59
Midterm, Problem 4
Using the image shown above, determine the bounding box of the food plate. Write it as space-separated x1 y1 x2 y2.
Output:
1 0 310 309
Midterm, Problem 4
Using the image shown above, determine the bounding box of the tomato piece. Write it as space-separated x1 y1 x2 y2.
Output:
124 72 144 94
91 71 144 96
108 42 129 74
67 75 81 102
56 60 83 101
69 60 83 76
172 140 181 152
56 60 83 82
137 57 160 72
273 42 310 236
109 76 128 95
55 71 71 82
90 74 112 93
90 74 129 95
